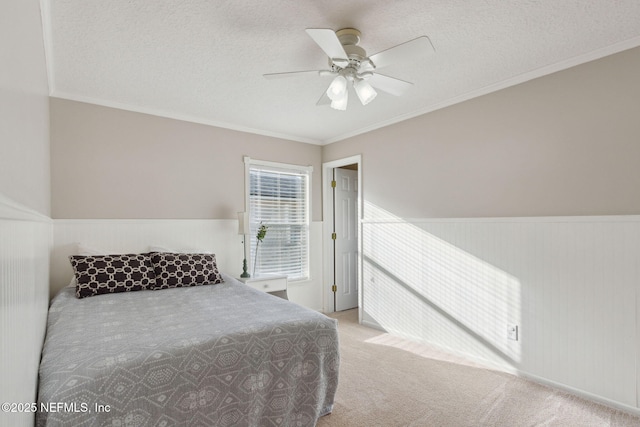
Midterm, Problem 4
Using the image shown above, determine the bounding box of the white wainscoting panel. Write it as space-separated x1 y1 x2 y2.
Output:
287 222 323 311
51 220 324 311
361 206 640 413
0 195 50 427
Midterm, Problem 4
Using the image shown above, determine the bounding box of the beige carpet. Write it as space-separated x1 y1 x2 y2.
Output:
317 309 640 427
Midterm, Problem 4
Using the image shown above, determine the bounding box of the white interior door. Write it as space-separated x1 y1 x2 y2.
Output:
334 167 358 311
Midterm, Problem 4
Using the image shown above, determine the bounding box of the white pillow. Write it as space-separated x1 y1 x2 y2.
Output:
149 245 212 254
148 245 172 253
66 277 77 288
76 242 109 256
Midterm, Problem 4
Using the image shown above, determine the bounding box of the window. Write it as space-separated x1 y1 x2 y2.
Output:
245 157 311 281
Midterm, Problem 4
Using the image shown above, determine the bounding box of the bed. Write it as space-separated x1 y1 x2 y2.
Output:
37 271 339 426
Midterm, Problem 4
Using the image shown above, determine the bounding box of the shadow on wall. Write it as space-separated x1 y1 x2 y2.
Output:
361 201 522 369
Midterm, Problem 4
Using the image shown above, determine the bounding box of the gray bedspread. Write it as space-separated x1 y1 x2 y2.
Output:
37 275 339 427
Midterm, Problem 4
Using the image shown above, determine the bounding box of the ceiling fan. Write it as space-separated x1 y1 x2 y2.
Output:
264 28 435 111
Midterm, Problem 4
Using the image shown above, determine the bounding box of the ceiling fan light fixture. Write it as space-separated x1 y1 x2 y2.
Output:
265 28 432 111
330 90 348 110
326 75 348 101
354 79 377 105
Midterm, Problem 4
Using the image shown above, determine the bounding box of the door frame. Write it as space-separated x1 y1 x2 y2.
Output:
322 155 362 322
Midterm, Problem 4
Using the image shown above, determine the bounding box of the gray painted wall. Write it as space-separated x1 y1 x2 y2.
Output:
50 98 322 221
324 47 640 218
51 48 640 222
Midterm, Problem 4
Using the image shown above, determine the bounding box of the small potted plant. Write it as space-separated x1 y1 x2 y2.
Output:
253 222 268 276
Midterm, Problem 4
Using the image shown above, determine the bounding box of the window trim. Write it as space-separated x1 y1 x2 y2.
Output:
243 156 313 281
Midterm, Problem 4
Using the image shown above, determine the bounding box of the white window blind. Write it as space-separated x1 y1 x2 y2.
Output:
247 160 310 281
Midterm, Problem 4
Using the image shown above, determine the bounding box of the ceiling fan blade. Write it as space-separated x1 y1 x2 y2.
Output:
368 73 413 96
305 28 348 61
316 91 331 106
368 36 435 70
263 70 325 79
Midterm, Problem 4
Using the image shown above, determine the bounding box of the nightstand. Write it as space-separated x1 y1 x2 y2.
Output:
237 274 288 300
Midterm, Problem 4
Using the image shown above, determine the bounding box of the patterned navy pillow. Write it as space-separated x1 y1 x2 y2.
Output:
69 253 156 299
150 252 223 290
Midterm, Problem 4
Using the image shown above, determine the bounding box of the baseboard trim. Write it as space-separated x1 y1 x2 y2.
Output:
359 314 640 417
517 371 640 417
361 319 386 332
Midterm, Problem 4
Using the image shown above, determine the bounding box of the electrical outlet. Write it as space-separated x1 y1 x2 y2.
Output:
507 324 518 341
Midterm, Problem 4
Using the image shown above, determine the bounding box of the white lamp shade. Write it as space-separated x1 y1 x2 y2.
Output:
237 212 250 235
354 79 377 105
330 89 348 110
326 75 348 101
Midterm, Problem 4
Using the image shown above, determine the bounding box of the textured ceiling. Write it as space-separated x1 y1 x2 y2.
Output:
42 0 640 144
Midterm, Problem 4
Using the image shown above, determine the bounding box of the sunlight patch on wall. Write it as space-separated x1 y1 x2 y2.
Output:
362 202 522 367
